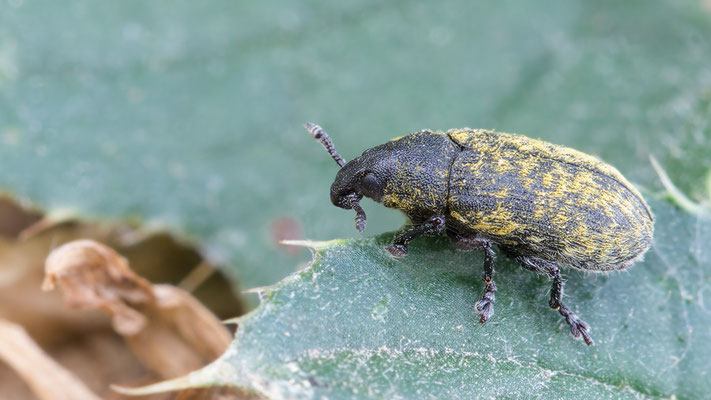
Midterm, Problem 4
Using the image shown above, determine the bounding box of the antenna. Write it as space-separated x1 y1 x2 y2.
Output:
347 193 367 233
305 123 367 232
305 123 346 168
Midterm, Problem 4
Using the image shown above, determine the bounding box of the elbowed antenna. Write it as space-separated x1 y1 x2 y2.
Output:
305 123 367 233
347 193 367 233
305 123 346 168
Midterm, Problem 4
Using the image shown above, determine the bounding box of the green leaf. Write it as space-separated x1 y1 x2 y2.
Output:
128 197 710 399
1 1 711 301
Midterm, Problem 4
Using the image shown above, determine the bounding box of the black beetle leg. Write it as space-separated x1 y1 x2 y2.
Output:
386 216 445 258
469 239 496 323
516 256 594 345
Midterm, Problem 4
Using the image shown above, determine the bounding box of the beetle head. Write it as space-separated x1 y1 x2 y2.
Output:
306 123 391 233
329 147 388 208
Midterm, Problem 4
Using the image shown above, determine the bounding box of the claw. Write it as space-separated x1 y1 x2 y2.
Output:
571 318 593 345
386 244 408 258
475 282 496 323
476 300 493 323
581 328 594 346
559 305 594 345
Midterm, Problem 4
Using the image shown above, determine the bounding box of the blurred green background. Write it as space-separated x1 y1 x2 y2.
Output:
1 0 710 300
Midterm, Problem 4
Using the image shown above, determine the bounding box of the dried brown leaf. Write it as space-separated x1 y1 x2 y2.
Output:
0 318 100 400
0 198 247 399
43 239 233 379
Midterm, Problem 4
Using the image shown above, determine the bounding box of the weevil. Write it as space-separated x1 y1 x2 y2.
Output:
306 123 654 345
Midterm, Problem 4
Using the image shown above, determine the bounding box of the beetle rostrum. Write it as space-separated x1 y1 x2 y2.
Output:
306 123 654 345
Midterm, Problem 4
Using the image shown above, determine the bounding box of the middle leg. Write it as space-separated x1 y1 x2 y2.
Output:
456 237 497 323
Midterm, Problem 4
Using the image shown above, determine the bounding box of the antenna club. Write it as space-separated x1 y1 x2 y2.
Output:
305 122 346 168
304 122 324 139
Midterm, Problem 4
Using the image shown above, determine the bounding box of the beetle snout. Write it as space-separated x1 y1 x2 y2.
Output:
331 190 360 209
330 190 347 209
329 170 361 209
330 189 367 233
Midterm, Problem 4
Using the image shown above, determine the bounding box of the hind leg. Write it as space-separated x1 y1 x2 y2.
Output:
515 256 594 345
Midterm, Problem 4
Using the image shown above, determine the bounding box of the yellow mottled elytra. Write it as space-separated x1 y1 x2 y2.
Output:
445 129 653 270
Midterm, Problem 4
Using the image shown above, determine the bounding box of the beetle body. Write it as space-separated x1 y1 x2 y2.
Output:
309 124 654 345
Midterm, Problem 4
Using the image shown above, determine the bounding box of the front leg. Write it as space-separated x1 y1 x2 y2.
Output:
386 216 445 257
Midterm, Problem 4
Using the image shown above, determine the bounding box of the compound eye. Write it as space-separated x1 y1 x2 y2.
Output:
358 172 383 200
